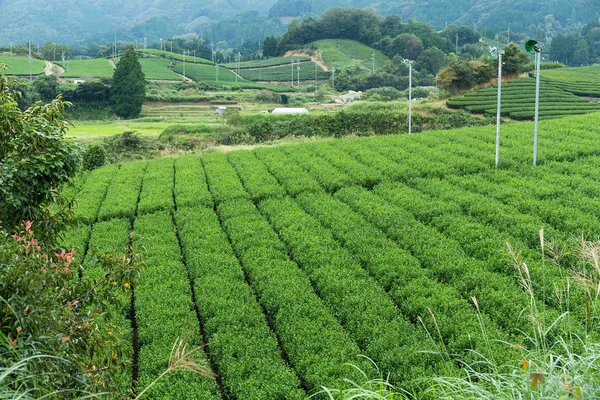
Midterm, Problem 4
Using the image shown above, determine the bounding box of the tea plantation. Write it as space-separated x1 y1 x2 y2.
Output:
61 112 600 398
447 77 600 119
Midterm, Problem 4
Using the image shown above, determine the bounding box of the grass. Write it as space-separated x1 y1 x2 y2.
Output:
0 56 46 76
313 39 389 72
61 58 114 78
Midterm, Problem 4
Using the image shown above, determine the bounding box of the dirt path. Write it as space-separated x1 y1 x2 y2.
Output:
44 61 65 76
285 50 329 72
44 61 53 75
108 58 117 69
174 71 194 82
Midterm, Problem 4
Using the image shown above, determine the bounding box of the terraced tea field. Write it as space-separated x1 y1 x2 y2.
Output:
313 39 389 72
238 61 329 82
61 112 600 398
447 77 600 119
222 56 311 69
0 56 46 75
539 65 600 97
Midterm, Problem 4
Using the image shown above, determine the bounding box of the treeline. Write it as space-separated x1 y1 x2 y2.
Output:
549 22 600 65
264 8 480 60
260 8 481 91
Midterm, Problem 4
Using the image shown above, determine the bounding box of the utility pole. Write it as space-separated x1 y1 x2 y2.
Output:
524 39 543 165
183 50 186 81
216 63 219 81
507 27 510 43
371 53 375 73
402 58 414 134
28 41 32 80
332 66 336 101
489 47 504 168
114 37 117 59
455 33 459 54
144 37 147 49
297 63 300 87
315 62 318 91
291 60 294 87
53 44 56 62
9 42 12 56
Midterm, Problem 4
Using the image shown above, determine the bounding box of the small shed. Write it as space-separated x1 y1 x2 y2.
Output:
271 107 309 115
214 106 227 115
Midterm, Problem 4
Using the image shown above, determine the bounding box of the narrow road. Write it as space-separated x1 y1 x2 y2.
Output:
44 61 66 76
284 51 329 72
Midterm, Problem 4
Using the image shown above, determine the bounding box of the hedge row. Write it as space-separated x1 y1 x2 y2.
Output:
98 162 146 221
335 186 544 336
282 145 354 193
138 158 174 215
201 153 250 204
227 151 286 201
83 217 133 396
218 198 369 393
253 147 322 196
294 191 509 364
258 196 443 384
74 164 119 222
133 211 220 399
308 143 382 188
397 171 592 327
175 206 304 400
174 156 212 209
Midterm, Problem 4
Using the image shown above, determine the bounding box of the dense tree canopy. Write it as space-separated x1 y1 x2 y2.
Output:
111 47 145 119
0 68 80 243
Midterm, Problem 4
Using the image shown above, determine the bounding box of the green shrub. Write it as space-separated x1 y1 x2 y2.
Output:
82 144 106 170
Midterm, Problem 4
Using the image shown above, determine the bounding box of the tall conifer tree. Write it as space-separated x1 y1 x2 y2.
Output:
111 46 145 119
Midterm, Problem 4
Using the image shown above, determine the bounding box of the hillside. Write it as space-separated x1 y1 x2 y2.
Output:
1 0 598 45
312 39 389 73
269 0 600 36
62 111 600 397
0 0 279 44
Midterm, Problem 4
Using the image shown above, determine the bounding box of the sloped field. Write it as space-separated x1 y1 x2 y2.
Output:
62 112 600 398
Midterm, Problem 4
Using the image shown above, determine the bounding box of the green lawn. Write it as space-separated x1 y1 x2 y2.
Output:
0 56 46 75
61 58 114 78
313 39 389 72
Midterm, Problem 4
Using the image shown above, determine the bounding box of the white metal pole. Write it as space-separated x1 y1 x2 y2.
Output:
332 66 335 101
29 42 32 80
533 51 541 166
183 50 186 80
408 62 412 135
495 52 502 168
297 64 300 87
291 61 294 87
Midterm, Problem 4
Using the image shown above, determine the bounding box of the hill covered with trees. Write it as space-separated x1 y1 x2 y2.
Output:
1 0 598 47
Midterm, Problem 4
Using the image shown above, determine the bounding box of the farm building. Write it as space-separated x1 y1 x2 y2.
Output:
271 107 309 115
